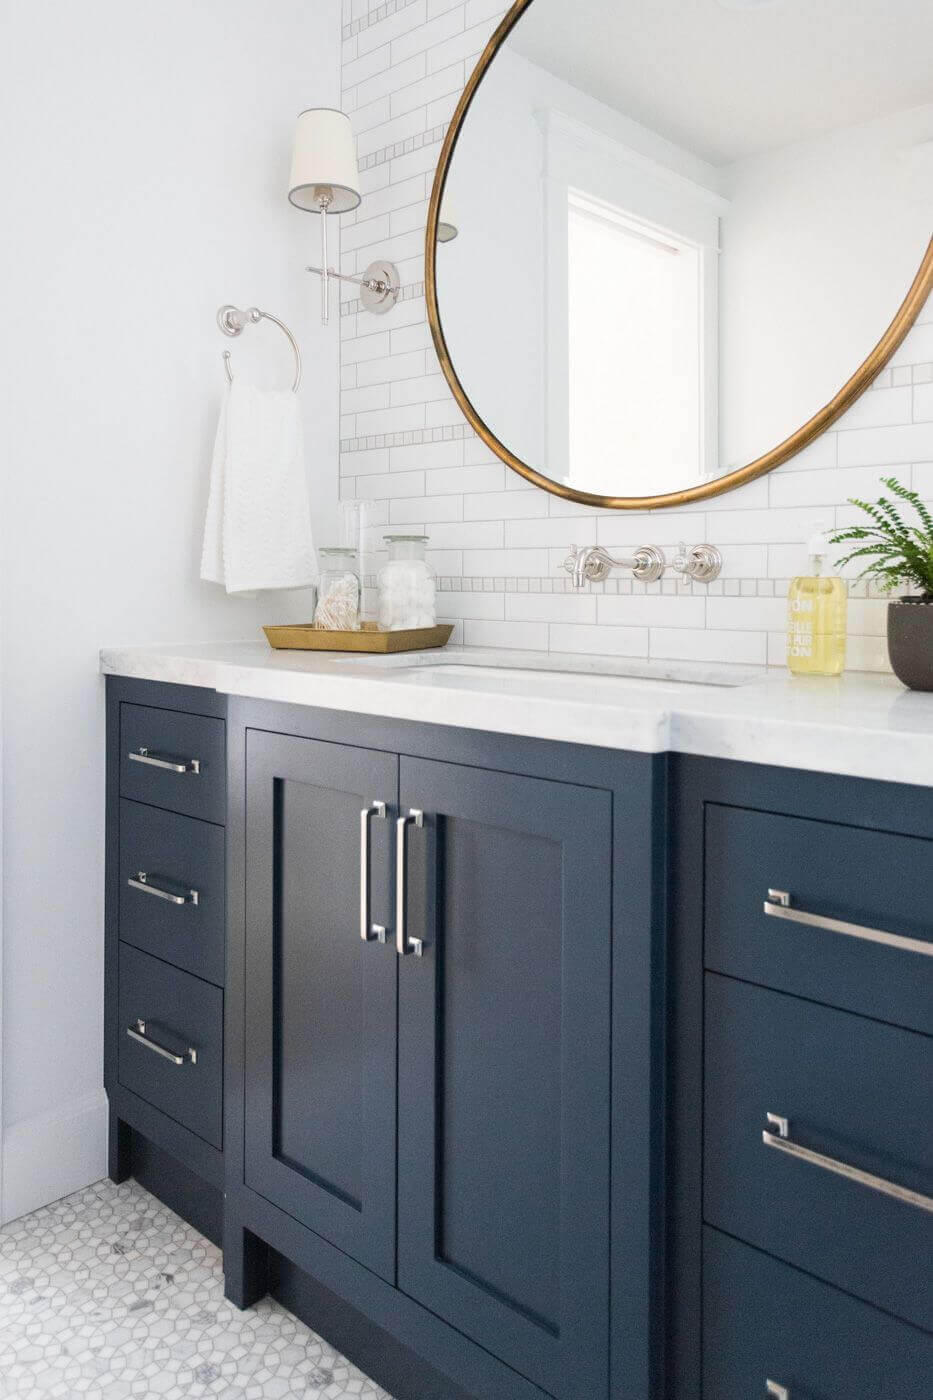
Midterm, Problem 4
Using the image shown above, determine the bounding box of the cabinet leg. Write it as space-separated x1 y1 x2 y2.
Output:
224 1217 269 1311
108 1107 132 1184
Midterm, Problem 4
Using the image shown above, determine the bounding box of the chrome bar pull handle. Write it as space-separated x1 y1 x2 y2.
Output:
766 1384 789 1399
360 802 387 943
764 889 933 957
396 810 424 957
127 872 199 907
129 747 201 775
126 1020 197 1066
763 1113 933 1214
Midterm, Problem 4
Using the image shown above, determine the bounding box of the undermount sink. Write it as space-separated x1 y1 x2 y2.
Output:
369 650 756 689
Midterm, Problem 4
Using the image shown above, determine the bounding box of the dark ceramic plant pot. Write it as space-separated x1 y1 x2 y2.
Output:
887 598 933 691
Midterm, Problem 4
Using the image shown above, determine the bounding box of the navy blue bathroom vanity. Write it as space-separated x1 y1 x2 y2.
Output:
104 673 933 1399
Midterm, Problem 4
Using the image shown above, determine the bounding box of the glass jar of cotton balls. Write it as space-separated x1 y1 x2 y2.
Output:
314 548 361 631
378 535 436 631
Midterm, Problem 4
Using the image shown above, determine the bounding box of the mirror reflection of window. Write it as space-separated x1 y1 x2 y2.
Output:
567 192 705 494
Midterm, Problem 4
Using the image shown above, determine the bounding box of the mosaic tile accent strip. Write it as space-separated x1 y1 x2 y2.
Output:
342 0 422 43
0 1179 393 1400
357 124 448 173
342 423 474 453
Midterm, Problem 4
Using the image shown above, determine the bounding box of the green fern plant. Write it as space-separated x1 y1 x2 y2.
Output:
829 476 933 602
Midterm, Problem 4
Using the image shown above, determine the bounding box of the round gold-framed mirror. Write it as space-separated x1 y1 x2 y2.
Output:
426 0 933 510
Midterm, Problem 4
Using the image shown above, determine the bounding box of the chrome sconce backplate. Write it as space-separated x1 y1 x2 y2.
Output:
359 260 401 315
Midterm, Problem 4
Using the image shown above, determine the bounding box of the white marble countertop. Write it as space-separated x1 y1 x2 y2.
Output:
100 640 933 788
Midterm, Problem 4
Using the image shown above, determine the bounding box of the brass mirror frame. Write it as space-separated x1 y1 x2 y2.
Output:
425 0 933 510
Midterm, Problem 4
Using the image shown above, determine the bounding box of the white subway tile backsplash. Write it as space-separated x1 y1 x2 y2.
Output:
464 0 508 25
650 628 767 665
768 464 893 509
357 0 428 56
914 382 933 421
390 321 434 354
837 421 933 467
354 52 425 108
391 63 465 120
356 107 428 157
392 439 464 471
340 6 933 674
706 597 787 632
465 490 549 521
357 349 426 386
506 593 597 624
391 6 465 62
342 384 391 414
837 385 912 430
355 468 425 498
343 43 391 87
391 372 450 406
427 462 506 494
598 594 706 629
427 20 489 71
355 402 427 436
463 619 550 650
463 549 550 575
711 507 821 544
548 623 649 658
388 492 463 523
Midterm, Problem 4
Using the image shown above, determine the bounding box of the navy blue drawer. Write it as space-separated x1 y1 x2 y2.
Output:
118 945 223 1148
120 703 225 825
704 1227 933 1399
704 974 933 1330
705 804 933 1034
119 800 224 986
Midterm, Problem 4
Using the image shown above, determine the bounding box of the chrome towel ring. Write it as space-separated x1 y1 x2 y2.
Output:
216 304 302 392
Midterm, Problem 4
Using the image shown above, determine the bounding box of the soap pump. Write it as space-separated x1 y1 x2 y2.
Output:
786 525 847 676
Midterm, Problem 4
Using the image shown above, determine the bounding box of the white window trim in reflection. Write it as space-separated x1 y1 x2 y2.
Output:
538 108 729 494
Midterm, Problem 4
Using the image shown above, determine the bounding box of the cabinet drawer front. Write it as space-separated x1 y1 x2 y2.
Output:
703 1227 933 1399
120 703 225 824
119 800 224 985
705 803 933 1033
704 974 933 1330
118 945 223 1148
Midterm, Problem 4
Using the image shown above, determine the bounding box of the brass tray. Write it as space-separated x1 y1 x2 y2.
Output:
263 620 454 653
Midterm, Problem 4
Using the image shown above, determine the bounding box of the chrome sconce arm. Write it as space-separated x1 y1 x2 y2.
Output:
306 259 401 317
562 541 722 590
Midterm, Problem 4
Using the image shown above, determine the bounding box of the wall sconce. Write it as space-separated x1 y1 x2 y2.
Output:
289 106 400 324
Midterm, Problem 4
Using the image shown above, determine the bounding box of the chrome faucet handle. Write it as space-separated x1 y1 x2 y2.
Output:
673 543 723 583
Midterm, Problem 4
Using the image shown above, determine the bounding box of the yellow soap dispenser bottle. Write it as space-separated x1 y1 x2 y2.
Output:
787 528 847 676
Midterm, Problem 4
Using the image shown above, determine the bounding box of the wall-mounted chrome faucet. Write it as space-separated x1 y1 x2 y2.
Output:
562 542 722 590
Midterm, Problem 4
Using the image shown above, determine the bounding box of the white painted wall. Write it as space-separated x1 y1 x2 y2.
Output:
0 0 342 1222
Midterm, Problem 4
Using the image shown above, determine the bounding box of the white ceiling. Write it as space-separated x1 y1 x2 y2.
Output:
509 0 933 164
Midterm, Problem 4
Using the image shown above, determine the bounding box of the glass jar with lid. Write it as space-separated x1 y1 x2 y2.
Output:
314 547 361 631
378 535 436 631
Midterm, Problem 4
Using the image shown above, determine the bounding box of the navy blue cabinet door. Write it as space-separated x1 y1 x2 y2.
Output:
396 757 612 1400
244 730 398 1283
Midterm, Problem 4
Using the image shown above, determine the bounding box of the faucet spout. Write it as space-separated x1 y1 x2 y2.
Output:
562 543 666 589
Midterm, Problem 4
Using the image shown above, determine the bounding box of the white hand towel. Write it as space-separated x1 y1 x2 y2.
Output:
200 382 317 594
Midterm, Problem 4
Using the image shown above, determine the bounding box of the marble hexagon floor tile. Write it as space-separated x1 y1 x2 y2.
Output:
0 1179 393 1400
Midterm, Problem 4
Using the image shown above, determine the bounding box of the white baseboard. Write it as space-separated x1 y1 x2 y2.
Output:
1 1090 108 1225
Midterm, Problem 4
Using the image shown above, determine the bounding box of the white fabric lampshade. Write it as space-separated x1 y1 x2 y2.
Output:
288 108 361 214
